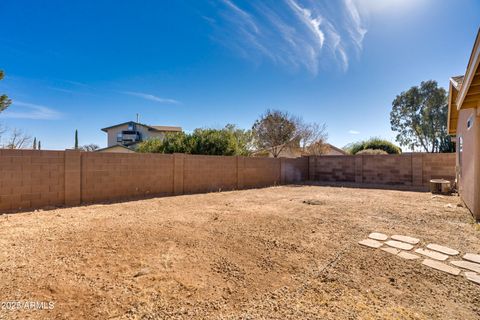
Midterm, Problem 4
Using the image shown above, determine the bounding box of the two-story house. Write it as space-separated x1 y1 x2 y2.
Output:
97 121 182 152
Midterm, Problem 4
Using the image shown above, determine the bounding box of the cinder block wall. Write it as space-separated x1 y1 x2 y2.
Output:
0 150 65 211
309 153 456 187
81 152 175 202
309 156 356 182
0 150 309 212
0 150 455 213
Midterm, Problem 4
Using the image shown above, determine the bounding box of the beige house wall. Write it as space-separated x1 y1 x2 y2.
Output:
456 108 480 219
106 124 166 147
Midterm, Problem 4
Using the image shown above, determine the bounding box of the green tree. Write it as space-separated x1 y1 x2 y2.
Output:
189 128 237 156
345 137 402 155
33 137 37 150
0 70 12 113
137 125 253 156
390 80 453 153
137 132 188 153
38 141 41 150
74 129 79 149
224 124 254 156
252 109 298 157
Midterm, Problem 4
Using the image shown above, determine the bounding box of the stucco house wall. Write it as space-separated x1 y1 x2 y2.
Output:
447 28 480 220
106 124 166 147
456 108 480 219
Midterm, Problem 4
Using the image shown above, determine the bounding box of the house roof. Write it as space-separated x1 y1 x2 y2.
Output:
448 28 480 135
325 143 347 155
95 144 136 153
101 121 182 133
450 75 464 90
150 126 183 132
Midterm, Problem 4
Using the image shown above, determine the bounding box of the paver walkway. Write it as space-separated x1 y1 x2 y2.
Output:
359 231 480 287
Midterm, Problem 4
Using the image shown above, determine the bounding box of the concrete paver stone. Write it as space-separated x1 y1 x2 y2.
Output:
450 260 480 273
426 244 459 256
391 235 420 245
358 239 383 249
463 253 480 264
415 248 449 261
385 240 413 251
381 247 400 255
464 272 480 285
368 232 388 241
422 259 461 276
397 251 420 260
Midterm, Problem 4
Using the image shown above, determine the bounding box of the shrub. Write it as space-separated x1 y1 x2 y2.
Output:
356 149 388 155
136 125 253 156
346 138 401 155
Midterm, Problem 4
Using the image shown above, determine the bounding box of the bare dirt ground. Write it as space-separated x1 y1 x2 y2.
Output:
0 185 479 319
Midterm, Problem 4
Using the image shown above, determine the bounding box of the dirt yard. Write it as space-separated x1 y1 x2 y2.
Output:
0 185 479 319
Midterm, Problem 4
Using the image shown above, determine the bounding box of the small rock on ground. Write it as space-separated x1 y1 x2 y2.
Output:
302 199 325 205
133 268 150 278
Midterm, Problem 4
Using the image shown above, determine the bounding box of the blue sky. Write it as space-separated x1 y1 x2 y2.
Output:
0 0 479 150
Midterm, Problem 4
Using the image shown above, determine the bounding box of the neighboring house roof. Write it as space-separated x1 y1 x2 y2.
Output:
101 121 182 133
150 125 183 132
448 27 480 135
325 143 347 155
96 145 136 153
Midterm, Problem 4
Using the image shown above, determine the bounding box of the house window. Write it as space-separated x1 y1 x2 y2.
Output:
116 133 122 142
128 123 136 131
467 115 474 130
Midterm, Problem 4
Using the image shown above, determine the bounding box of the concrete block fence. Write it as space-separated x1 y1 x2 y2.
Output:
0 149 455 212
308 152 456 186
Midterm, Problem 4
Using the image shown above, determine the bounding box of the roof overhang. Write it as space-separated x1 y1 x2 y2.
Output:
447 79 460 135
455 28 480 111
101 121 182 133
95 144 136 152
101 121 138 132
448 28 480 135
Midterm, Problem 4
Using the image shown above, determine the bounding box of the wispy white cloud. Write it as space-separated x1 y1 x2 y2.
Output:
349 130 360 135
286 0 325 48
122 91 180 104
209 0 367 75
0 101 62 120
343 0 367 50
221 0 259 33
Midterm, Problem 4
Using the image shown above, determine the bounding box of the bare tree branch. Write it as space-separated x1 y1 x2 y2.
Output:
3 128 32 149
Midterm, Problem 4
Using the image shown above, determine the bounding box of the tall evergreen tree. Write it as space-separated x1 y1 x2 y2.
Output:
33 137 37 150
74 130 79 149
